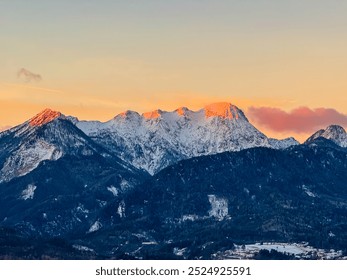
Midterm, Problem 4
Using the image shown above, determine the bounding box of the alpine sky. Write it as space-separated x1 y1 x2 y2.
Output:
1 0 347 142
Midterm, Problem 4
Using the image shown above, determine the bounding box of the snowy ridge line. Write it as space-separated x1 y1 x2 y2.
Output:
76 102 299 174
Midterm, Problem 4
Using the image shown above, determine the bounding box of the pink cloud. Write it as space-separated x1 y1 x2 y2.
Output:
247 106 347 133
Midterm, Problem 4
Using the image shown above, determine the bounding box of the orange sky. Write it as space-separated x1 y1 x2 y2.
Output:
1 1 347 142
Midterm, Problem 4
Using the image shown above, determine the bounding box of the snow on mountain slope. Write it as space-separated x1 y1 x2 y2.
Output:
305 125 347 147
0 109 113 183
77 102 299 174
268 137 299 149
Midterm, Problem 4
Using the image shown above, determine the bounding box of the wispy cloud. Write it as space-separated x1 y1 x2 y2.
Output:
248 106 347 133
1 82 63 94
17 68 42 82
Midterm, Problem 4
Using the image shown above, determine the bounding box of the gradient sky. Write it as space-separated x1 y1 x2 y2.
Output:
1 0 347 141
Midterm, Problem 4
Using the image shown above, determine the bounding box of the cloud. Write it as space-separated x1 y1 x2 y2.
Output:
17 68 42 82
248 106 347 133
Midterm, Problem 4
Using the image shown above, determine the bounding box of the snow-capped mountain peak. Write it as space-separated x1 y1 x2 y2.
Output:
175 107 191 116
203 102 247 120
116 110 141 119
324 125 346 136
0 110 116 183
305 125 347 147
29 108 62 126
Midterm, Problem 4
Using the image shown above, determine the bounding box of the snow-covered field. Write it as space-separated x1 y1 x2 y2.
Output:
213 242 345 260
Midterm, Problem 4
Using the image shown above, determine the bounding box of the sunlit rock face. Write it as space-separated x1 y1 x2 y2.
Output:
29 109 62 127
203 102 246 120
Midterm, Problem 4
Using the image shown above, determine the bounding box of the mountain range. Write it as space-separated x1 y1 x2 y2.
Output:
0 102 346 259
76 102 298 174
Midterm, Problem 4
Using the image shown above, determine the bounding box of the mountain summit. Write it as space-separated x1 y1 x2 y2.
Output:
0 110 116 183
29 108 62 126
305 125 347 147
203 102 247 120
